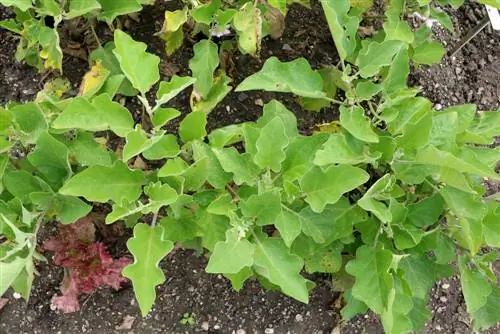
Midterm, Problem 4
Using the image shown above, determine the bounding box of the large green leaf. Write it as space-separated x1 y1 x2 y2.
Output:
213 148 261 186
113 30 160 94
155 76 195 107
236 57 327 99
314 132 381 166
472 286 500 331
0 257 27 297
253 235 309 303
66 0 101 19
59 161 145 203
321 0 359 60
0 0 33 11
206 229 255 274
189 40 219 99
254 117 289 172
179 111 207 143
357 174 396 224
123 223 174 316
458 256 492 314
300 165 369 213
10 103 47 145
282 134 329 181
345 245 393 314
97 0 142 24
52 95 134 137
356 40 405 78
241 191 281 226
340 106 378 143
232 3 262 56
28 132 71 190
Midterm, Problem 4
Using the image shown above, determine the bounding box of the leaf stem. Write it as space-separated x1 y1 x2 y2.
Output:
151 211 159 228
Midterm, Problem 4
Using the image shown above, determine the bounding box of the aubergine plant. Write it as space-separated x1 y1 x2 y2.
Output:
0 0 154 71
0 0 499 333
158 0 289 57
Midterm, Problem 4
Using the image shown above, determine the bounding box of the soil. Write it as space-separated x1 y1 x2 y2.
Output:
0 1 499 334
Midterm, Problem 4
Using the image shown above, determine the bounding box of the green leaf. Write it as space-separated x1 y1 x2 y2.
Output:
179 111 207 143
384 3 414 44
113 29 160 94
143 182 178 213
123 223 174 316
97 0 142 25
189 40 219 99
345 245 393 314
357 174 396 224
232 3 262 56
152 108 181 129
257 100 298 139
301 165 369 213
0 0 33 11
241 191 281 226
274 205 302 247
206 229 255 274
62 132 113 167
192 141 231 189
38 27 63 71
384 48 410 94
254 117 289 172
191 0 220 24
224 267 253 292
208 124 244 148
143 134 180 160
66 0 101 19
190 73 232 114
412 41 445 65
158 157 188 177
458 255 492 314
314 132 381 166
28 132 71 190
156 76 195 107
356 40 405 78
321 0 359 60
236 57 327 99
340 106 379 143
59 161 145 203
10 103 47 145
400 255 454 300
123 127 159 161
407 193 445 228
440 186 487 221
472 286 500 331
282 134 329 181
3 171 44 203
213 148 261 186
299 197 366 243
52 95 134 137
355 81 383 101
483 201 500 247
0 257 26 297
253 235 309 303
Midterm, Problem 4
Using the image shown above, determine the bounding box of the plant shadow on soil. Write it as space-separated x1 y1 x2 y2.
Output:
0 1 499 333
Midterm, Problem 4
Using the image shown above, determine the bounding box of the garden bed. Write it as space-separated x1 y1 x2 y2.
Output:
0 1 499 333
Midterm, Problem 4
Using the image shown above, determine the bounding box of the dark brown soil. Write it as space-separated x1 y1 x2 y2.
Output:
0 1 499 334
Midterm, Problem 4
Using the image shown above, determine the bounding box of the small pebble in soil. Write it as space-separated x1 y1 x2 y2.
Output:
442 283 450 289
295 314 303 322
440 296 448 303
12 292 21 299
265 328 274 334
214 324 221 330
201 321 210 331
